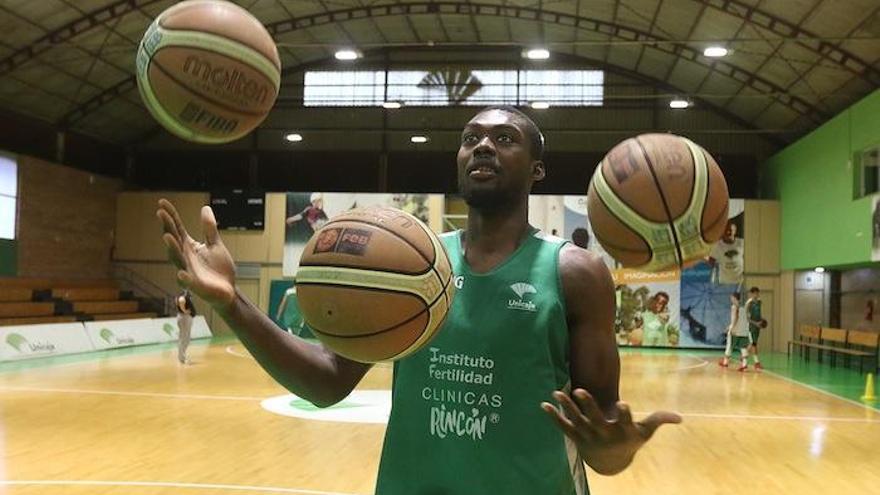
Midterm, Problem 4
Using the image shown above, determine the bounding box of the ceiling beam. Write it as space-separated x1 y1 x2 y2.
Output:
125 45 787 148
694 0 880 86
61 1 830 128
0 0 164 77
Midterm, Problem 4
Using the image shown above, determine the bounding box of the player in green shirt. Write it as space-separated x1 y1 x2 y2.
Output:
156 106 681 494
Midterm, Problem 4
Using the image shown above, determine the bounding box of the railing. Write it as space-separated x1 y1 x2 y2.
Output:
111 264 176 316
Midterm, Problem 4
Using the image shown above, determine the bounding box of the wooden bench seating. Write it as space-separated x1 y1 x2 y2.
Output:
90 312 157 321
52 287 121 302
0 315 78 326
789 325 879 373
73 301 139 315
0 278 118 290
0 302 56 318
0 288 33 302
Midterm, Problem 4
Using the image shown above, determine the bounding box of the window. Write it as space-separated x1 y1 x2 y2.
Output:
0 153 17 240
856 145 880 198
304 69 604 107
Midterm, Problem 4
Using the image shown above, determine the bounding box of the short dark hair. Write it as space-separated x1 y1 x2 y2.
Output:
749 287 760 293
732 292 742 301
476 105 545 160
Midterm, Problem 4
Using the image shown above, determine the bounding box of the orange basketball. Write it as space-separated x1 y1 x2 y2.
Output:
136 0 281 143
295 206 455 363
587 133 729 271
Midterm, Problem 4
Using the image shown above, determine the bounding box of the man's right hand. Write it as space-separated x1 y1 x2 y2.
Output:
157 199 237 311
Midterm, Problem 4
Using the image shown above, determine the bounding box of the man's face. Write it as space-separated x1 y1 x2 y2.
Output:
750 290 760 300
723 222 737 242
653 296 668 312
456 110 544 210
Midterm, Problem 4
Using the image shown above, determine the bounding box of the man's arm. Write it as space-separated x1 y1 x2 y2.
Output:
541 245 681 475
158 199 371 407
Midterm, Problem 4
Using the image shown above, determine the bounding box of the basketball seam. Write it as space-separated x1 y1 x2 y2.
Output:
150 48 272 117
298 261 432 276
158 2 280 70
320 217 437 267
633 137 684 268
300 272 451 339
699 148 727 243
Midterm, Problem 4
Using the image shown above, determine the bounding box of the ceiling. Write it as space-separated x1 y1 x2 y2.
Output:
0 0 878 146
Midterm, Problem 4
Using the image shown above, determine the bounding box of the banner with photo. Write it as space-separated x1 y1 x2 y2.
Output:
535 195 746 348
283 193 443 277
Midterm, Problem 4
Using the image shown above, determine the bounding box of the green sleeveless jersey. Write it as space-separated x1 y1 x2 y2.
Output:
375 229 589 495
747 299 762 331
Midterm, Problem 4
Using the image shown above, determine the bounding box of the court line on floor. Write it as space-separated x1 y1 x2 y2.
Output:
761 368 879 412
0 480 363 494
0 385 266 401
675 411 880 423
672 355 709 372
2 384 877 423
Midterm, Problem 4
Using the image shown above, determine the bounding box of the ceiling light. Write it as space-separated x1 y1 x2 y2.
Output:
814 267 826 273
524 48 550 60
703 46 729 57
410 135 429 144
334 49 359 61
382 101 402 109
284 133 303 142
530 101 550 109
669 99 690 109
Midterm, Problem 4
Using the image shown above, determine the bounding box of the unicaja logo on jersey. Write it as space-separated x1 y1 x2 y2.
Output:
508 282 537 312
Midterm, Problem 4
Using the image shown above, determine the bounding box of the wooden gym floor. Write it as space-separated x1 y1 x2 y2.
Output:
0 339 878 494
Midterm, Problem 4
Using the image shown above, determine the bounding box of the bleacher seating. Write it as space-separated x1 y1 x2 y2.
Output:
91 312 158 321
0 301 55 318
51 287 120 302
0 315 78 326
0 277 162 327
0 288 33 302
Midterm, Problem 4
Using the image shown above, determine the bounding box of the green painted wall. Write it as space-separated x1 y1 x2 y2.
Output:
0 239 16 276
762 90 879 270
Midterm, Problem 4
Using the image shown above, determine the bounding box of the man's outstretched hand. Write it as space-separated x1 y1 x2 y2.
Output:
541 388 681 475
157 199 237 310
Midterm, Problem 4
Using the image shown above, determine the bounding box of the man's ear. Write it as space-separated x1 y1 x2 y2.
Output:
533 161 546 181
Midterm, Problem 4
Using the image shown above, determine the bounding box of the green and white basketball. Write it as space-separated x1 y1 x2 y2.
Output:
587 133 730 272
135 0 281 144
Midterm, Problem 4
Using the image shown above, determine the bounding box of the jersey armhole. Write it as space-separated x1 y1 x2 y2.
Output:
555 241 570 329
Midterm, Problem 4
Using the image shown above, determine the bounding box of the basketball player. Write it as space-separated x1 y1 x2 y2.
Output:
744 287 764 371
285 192 328 234
176 290 196 365
157 106 680 494
719 292 751 371
707 221 744 286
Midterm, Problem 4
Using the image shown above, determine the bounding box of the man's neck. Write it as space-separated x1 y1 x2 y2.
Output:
462 200 531 272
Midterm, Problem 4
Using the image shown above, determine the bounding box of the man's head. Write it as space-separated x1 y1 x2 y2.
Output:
731 291 741 304
723 221 737 242
571 227 590 249
749 287 760 299
457 106 545 210
651 292 669 312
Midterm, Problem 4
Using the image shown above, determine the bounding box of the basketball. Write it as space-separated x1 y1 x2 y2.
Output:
294 206 455 363
135 0 281 143
760 319 768 329
587 133 729 272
